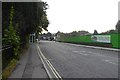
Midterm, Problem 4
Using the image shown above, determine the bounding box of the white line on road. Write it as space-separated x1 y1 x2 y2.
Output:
73 50 118 64
88 51 117 59
37 45 52 79
64 43 120 52
79 53 88 56
37 44 63 80
46 60 59 78
102 59 118 65
72 51 89 56
47 60 62 79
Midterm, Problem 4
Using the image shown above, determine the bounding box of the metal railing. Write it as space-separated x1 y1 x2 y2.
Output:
1 45 14 70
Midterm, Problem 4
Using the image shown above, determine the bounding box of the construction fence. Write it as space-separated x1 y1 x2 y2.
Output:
56 33 120 49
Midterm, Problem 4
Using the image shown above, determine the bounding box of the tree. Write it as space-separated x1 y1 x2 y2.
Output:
93 30 98 35
116 20 120 33
78 30 90 35
2 2 49 61
3 6 20 59
2 2 49 47
70 31 78 36
107 29 116 34
55 31 60 36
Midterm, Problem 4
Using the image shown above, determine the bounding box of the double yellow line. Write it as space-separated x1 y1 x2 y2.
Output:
37 44 63 80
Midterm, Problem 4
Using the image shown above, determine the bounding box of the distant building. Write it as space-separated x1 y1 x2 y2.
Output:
39 32 54 41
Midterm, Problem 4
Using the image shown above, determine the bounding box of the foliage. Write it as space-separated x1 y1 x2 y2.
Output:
55 30 90 38
93 30 98 34
116 20 120 33
2 59 17 80
3 6 20 58
2 2 49 47
2 2 49 71
100 29 118 34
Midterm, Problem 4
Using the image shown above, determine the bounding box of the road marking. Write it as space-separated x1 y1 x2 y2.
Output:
72 51 89 56
64 43 120 52
79 53 88 56
37 46 52 79
87 52 118 59
103 59 118 65
37 44 63 80
47 60 62 79
46 60 58 78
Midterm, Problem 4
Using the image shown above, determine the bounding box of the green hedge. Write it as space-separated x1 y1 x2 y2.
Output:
58 34 120 49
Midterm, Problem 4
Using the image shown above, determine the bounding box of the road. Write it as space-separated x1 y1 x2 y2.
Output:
38 40 118 78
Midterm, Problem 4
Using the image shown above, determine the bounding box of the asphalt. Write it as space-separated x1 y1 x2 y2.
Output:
9 43 48 79
39 40 118 78
0 2 2 79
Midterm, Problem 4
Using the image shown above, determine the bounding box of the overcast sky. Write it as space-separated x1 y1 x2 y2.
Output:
42 0 119 33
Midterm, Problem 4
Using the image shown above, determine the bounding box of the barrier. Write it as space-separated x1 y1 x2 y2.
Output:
111 34 120 48
57 34 120 49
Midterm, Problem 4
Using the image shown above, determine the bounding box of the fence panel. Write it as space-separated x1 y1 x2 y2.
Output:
57 34 120 49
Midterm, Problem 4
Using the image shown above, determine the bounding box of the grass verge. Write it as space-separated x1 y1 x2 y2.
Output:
2 44 29 80
2 59 17 80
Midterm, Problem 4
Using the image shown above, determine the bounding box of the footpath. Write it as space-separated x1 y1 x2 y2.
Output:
8 43 48 79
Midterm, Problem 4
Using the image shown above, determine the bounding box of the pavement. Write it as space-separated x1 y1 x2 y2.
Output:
39 40 118 78
8 43 48 79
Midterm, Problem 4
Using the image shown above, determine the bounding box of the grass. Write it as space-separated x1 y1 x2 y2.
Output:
2 42 29 80
2 59 17 80
0 56 2 80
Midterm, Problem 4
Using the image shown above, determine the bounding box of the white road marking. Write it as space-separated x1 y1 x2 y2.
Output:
64 43 120 52
37 45 52 79
72 51 89 56
80 51 86 53
87 52 94 54
79 53 88 56
37 44 63 80
103 60 118 65
87 52 117 59
73 51 118 64
72 51 117 60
